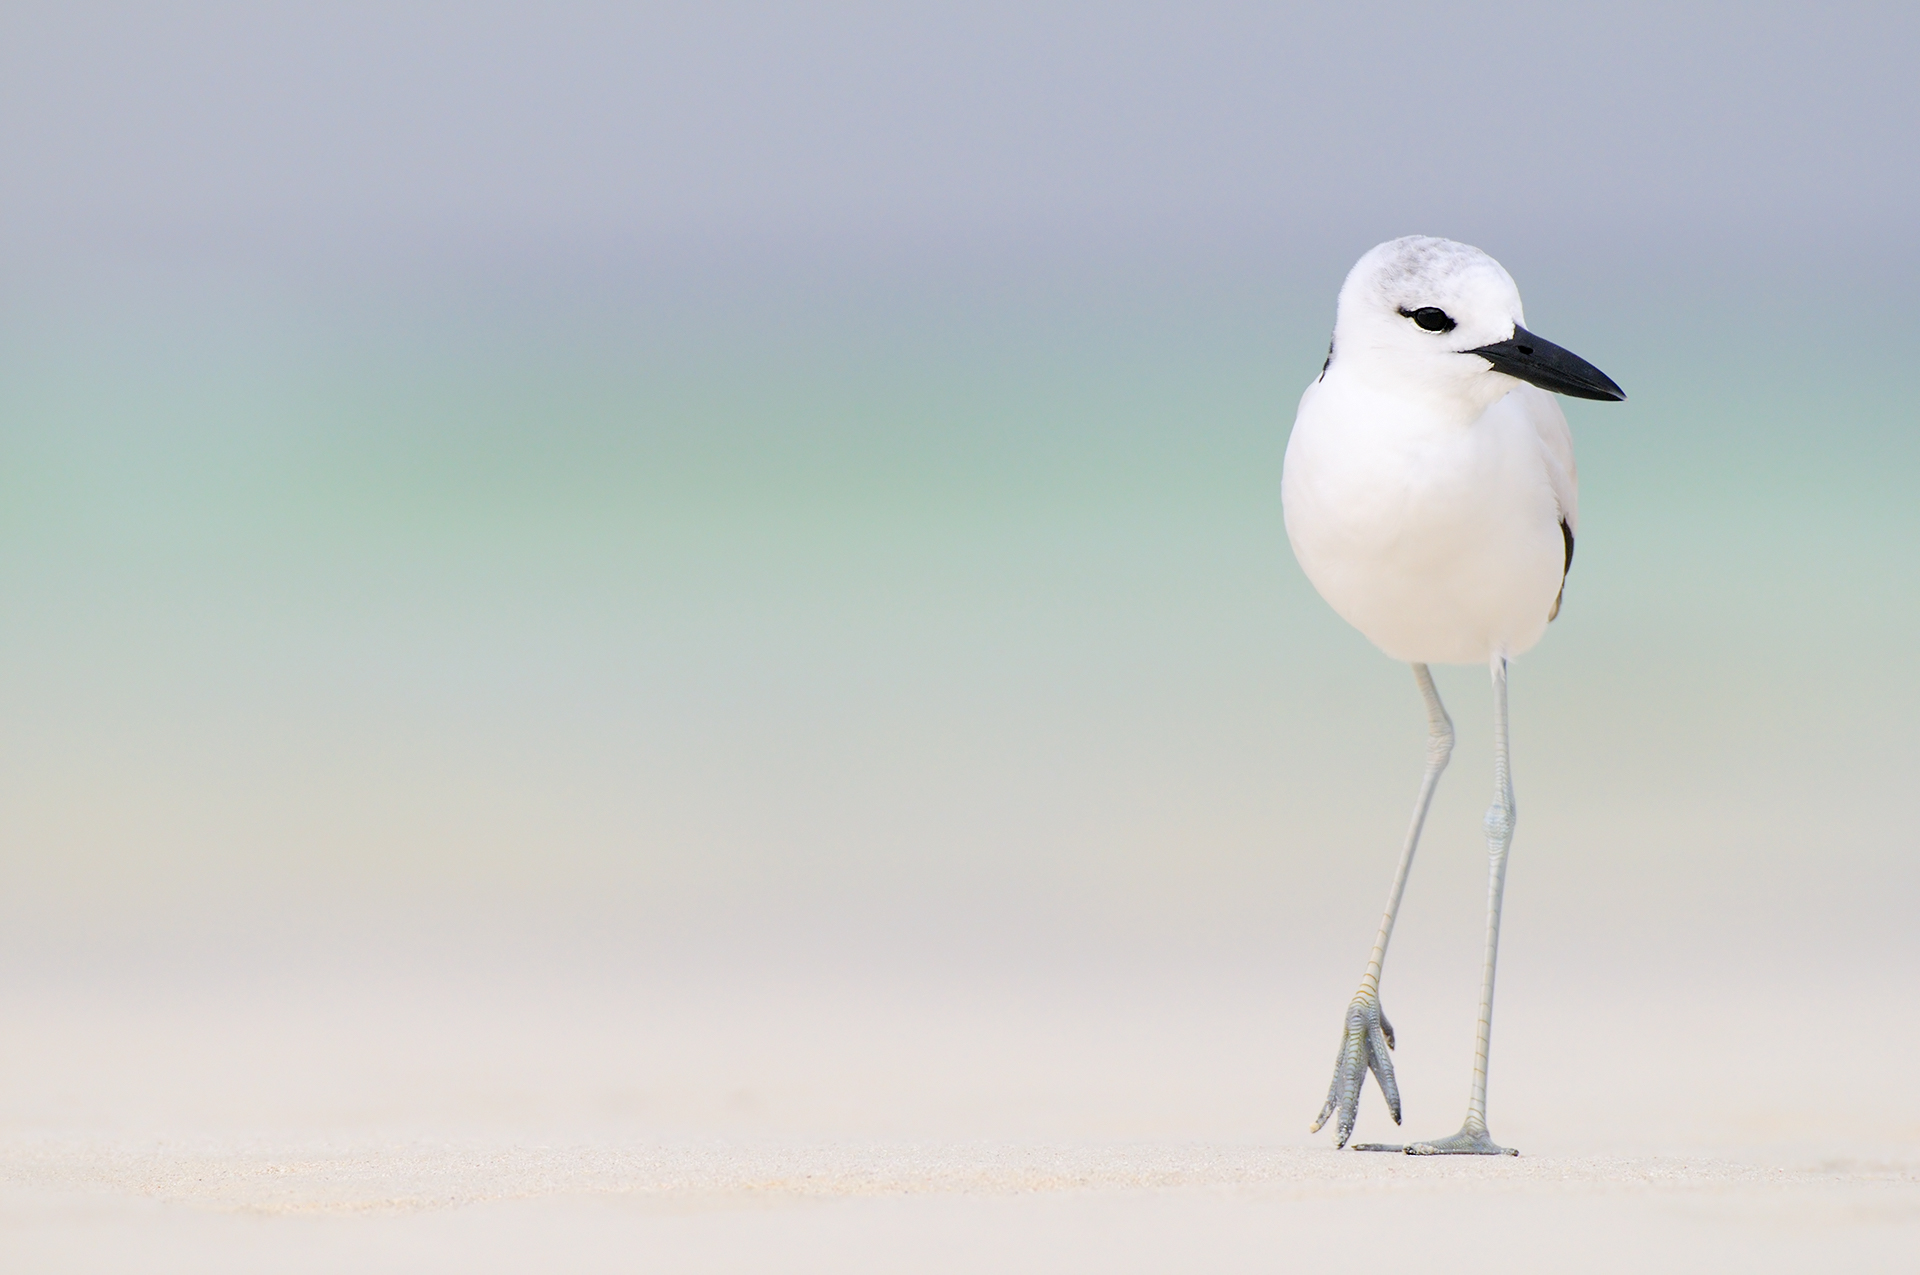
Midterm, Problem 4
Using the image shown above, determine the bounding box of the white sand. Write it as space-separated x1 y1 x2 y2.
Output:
3 951 1915 1273
7 1137 1917 1274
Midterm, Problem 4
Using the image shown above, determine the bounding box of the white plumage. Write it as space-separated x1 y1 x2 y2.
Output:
1284 238 1580 665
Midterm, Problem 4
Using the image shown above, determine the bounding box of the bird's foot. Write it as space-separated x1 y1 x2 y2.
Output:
1309 993 1399 1148
1354 1120 1517 1155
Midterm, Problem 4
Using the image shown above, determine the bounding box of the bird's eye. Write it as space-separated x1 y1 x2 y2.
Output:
1398 306 1457 333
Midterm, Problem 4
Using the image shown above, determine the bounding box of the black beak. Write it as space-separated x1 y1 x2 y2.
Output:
1467 326 1625 402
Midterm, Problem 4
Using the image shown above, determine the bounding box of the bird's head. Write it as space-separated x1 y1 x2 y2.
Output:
1327 236 1624 414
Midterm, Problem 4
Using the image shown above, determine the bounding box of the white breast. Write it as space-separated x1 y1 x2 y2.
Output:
1282 377 1574 665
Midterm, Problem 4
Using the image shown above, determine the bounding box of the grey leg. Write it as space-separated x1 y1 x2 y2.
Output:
1401 655 1519 1155
1313 663 1453 1148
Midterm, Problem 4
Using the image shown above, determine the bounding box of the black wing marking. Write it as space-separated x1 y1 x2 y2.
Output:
1318 337 1334 381
1549 519 1574 621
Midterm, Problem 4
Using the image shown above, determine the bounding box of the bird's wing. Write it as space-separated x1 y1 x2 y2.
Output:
1517 384 1578 536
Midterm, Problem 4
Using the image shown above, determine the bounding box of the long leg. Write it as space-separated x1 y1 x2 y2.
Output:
1312 662 1453 1147
1403 655 1519 1155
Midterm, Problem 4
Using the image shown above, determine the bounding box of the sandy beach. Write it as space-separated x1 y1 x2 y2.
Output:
4 948 1914 1273
7 8 1920 1270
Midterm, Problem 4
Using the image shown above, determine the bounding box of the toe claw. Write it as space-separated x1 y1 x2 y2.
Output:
1310 1090 1336 1134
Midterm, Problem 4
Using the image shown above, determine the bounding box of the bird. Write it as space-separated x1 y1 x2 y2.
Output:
1281 236 1624 1154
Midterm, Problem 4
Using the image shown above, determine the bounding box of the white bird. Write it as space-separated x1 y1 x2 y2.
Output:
1283 236 1624 1154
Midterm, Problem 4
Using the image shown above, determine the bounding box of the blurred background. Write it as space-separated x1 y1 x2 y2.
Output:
0 3 1916 1157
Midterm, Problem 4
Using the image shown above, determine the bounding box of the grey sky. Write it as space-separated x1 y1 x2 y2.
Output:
3 3 1916 279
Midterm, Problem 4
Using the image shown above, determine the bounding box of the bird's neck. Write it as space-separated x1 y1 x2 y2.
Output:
1321 361 1507 430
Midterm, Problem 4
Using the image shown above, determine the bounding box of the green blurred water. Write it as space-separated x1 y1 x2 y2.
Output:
0 268 1913 989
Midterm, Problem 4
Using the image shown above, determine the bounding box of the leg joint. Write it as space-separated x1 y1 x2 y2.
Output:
1483 790 1515 845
